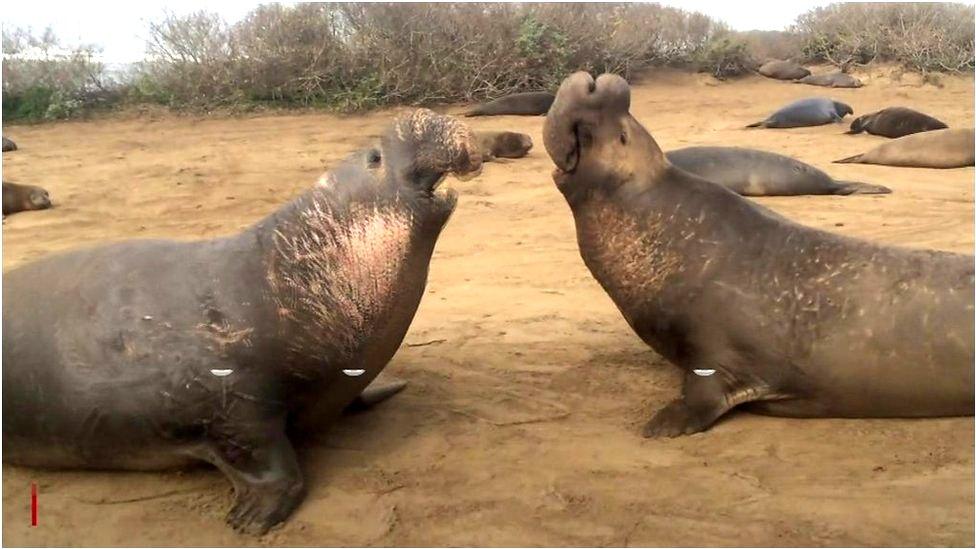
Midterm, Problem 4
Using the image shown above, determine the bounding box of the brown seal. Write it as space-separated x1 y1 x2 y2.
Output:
796 71 863 88
3 182 52 216
2 137 16 152
543 72 973 438
846 107 948 138
835 128 975 168
464 92 555 117
758 60 810 80
475 131 533 161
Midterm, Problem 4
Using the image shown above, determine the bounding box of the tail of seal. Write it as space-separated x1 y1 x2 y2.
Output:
832 181 892 195
464 106 487 117
833 154 864 164
745 121 764 128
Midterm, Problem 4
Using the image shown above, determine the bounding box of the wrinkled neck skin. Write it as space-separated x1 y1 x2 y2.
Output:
245 153 454 381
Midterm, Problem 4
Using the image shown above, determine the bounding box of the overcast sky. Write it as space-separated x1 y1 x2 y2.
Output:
0 1 860 63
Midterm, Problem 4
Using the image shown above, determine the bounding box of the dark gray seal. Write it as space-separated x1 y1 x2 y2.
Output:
2 109 482 534
464 91 555 117
747 97 853 128
475 131 533 161
665 147 891 196
3 182 52 216
544 72 974 438
795 71 863 88
835 128 975 168
2 137 16 152
758 60 810 81
847 107 949 138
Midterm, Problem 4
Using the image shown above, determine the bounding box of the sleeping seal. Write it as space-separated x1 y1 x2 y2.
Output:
847 107 948 138
747 97 853 128
835 128 975 168
464 91 555 117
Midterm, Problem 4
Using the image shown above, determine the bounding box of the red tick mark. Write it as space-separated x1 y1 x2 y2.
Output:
31 482 37 526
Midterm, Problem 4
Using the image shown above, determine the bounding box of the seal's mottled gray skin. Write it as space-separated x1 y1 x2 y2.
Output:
544 72 974 438
2 137 16 152
747 97 853 128
665 147 890 196
3 182 51 215
796 71 863 88
847 107 948 138
758 60 810 81
835 128 975 168
465 92 555 117
2 109 482 534
475 131 533 161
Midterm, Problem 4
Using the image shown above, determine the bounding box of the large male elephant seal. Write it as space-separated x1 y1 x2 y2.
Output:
544 72 974 437
847 107 948 138
3 181 52 216
834 128 975 168
464 91 555 117
475 130 533 161
758 60 810 81
2 109 482 534
2 137 16 152
795 71 863 88
665 147 891 196
746 97 853 128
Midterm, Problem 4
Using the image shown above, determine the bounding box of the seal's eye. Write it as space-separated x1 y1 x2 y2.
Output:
366 149 381 168
620 132 628 145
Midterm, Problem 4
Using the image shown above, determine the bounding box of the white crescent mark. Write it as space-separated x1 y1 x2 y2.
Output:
693 369 717 377
342 369 366 377
210 369 234 377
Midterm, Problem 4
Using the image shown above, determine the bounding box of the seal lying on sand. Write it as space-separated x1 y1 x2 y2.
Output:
835 128 975 168
2 109 482 534
2 137 16 152
747 97 853 128
475 131 533 161
666 147 891 196
3 182 52 216
796 71 863 88
847 107 948 138
544 72 974 438
758 60 810 81
465 91 555 117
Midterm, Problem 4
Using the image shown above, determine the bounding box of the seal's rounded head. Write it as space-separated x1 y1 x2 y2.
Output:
544 72 660 198
834 101 854 117
847 114 867 134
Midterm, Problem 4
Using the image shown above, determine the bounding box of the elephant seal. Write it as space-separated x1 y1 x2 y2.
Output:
758 60 810 81
544 72 974 437
835 128 975 168
746 97 853 128
665 147 891 196
2 137 16 152
847 107 948 138
796 71 863 88
475 131 533 161
3 182 52 215
2 109 482 534
464 91 555 117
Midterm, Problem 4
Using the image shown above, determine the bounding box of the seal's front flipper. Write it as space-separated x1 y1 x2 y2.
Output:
345 378 407 413
205 430 305 535
642 370 771 438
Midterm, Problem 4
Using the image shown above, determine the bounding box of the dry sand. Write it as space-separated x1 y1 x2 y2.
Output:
2 67 973 547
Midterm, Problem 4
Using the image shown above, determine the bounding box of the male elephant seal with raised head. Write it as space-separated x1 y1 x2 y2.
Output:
847 107 949 138
758 60 810 81
2 109 482 534
796 71 863 88
2 137 16 152
835 128 975 168
544 72 974 437
747 97 853 128
475 131 533 161
665 147 891 196
465 91 555 117
3 181 52 216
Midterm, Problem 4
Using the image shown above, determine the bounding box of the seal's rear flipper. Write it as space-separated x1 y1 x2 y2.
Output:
833 181 892 195
345 379 408 413
833 154 864 164
745 121 763 128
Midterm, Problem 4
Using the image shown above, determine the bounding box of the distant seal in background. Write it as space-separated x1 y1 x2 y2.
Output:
3 182 52 216
543 71 974 438
2 137 16 152
758 60 810 81
475 131 533 161
847 107 948 138
834 128 975 168
796 71 863 88
747 97 853 128
2 109 482 535
666 146 891 196
464 92 555 117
